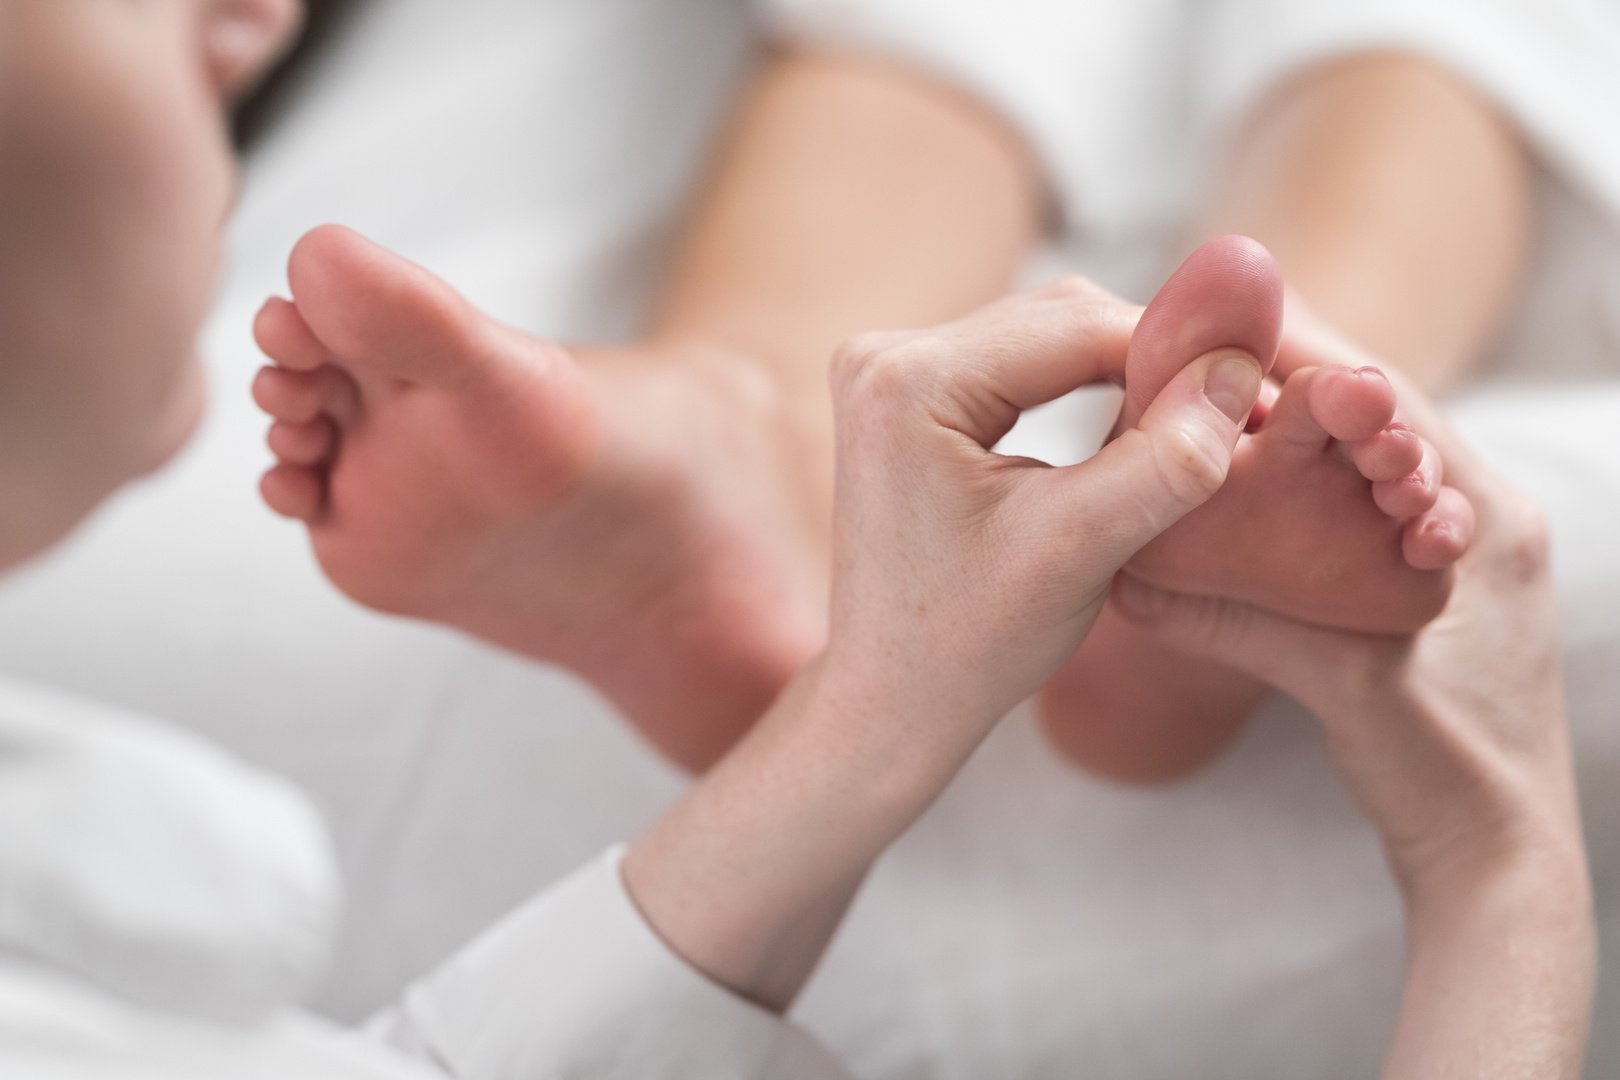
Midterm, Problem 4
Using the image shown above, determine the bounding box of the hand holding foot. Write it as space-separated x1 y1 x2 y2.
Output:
1113 395 1591 1080
1039 238 1477 782
625 274 1263 1011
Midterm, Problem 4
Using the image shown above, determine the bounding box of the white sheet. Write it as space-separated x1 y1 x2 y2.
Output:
0 0 1616 1075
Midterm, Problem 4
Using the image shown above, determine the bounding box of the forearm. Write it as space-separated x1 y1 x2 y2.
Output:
1385 845 1594 1079
1204 52 1531 392
622 656 989 1013
647 47 1042 396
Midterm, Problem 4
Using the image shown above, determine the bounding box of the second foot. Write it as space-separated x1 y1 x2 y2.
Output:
252 226 829 772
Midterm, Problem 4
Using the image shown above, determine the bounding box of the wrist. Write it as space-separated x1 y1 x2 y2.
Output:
1400 813 1591 935
813 644 1008 783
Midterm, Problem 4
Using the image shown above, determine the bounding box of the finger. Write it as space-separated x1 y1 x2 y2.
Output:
1033 347 1260 567
1111 575 1361 702
953 281 1140 409
834 284 1139 449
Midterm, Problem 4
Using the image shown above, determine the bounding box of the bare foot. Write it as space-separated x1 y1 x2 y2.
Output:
1039 237 1474 783
251 226 827 772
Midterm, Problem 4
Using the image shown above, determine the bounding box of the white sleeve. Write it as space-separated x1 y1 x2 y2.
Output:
365 846 852 1080
1191 0 1620 223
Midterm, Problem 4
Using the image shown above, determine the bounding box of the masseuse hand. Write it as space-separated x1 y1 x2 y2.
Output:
627 237 1277 1012
823 237 1277 738
1114 315 1592 1078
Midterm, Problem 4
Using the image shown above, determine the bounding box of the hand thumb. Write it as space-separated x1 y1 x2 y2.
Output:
1040 348 1261 570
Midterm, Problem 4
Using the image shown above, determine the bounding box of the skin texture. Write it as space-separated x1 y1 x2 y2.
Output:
640 47 1516 780
1114 323 1590 1079
0 15 1584 1071
0 0 300 572
256 48 1495 782
623 248 1263 1010
1036 50 1529 780
646 49 1044 533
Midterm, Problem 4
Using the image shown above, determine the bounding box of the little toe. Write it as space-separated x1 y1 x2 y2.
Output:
260 463 326 522
267 418 336 467
1350 423 1424 483
252 365 358 427
1372 439 1442 518
1307 365 1397 442
254 297 335 372
1118 235 1283 431
1402 486 1476 570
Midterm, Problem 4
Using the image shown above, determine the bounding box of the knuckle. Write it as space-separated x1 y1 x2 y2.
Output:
1149 425 1231 507
832 332 945 412
1038 274 1100 301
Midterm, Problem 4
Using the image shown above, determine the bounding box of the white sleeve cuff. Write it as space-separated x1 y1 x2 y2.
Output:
367 846 850 1080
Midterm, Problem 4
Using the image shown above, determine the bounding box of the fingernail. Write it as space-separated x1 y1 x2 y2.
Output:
1203 354 1262 424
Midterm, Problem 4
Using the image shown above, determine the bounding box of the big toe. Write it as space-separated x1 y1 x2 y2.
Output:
1118 235 1284 431
286 224 496 384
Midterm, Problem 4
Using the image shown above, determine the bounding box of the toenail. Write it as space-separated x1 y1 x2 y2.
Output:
1204 355 1263 424
1353 365 1388 382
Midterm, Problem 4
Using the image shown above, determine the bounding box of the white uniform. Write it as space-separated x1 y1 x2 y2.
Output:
0 0 1615 1076
0 679 845 1078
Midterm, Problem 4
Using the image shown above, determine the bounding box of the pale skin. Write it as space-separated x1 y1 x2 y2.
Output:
1049 49 1533 781
246 233 1589 1071
633 307 1593 1078
0 9 1590 1072
1112 321 1591 1079
257 47 1488 778
632 45 1521 781
0 0 301 570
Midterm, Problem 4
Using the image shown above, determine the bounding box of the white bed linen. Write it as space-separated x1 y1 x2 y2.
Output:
0 683 844 1079
0 0 1615 1076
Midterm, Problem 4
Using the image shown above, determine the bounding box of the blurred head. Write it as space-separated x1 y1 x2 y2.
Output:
0 0 301 569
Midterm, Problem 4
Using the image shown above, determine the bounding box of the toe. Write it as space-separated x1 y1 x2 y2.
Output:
251 365 359 426
1372 438 1442 518
1307 366 1397 442
254 297 335 372
1402 486 1476 569
1350 423 1424 482
259 463 326 522
1117 235 1283 431
286 224 498 385
1254 367 1332 451
267 418 337 467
